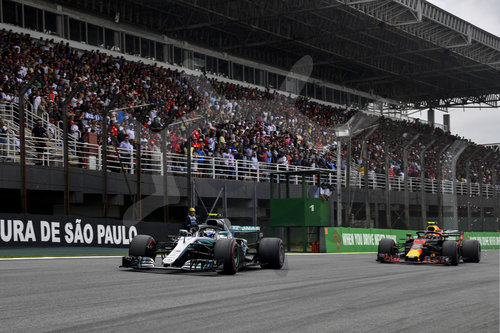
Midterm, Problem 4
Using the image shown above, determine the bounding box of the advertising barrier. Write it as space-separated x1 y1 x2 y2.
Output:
464 232 500 250
0 213 178 248
321 227 500 253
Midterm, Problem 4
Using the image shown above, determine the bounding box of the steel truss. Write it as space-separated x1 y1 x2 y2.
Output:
49 0 500 109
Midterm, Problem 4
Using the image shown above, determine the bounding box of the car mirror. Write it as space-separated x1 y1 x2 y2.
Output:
179 229 188 236
219 231 228 236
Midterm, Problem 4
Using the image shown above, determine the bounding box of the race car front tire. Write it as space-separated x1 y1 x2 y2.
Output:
129 234 157 260
214 239 240 275
442 240 459 266
461 240 481 263
258 238 285 269
377 238 396 262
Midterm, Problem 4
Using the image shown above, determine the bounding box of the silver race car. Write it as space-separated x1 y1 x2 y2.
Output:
121 217 285 275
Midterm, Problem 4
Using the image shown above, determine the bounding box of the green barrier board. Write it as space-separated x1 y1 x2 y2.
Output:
323 227 500 253
271 198 329 227
464 232 500 250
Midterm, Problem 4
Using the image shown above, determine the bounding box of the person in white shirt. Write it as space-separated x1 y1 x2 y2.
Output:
320 184 332 201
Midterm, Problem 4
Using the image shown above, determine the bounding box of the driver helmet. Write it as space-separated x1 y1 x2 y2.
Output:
203 228 215 238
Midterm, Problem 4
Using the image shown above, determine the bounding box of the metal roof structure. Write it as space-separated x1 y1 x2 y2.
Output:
54 0 500 108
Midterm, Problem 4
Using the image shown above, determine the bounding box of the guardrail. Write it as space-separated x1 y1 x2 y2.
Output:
0 132 498 198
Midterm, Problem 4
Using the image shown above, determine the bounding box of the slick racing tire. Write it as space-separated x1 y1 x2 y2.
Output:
461 240 481 263
129 234 157 260
442 240 459 266
377 239 396 262
258 238 285 269
214 239 240 275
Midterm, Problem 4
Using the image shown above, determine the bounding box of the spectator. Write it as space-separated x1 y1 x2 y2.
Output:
320 184 331 201
31 120 50 165
118 135 133 169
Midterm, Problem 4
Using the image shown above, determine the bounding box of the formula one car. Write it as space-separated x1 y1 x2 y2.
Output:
376 222 481 265
121 216 285 274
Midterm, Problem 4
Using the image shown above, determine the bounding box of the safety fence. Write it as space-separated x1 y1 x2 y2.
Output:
0 131 498 198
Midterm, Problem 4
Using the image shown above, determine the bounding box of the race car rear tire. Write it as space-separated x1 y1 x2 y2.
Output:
258 238 285 269
214 239 240 275
442 240 459 266
462 240 481 263
129 234 157 260
377 238 396 262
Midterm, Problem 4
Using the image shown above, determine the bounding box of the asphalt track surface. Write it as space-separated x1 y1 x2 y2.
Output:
0 252 498 333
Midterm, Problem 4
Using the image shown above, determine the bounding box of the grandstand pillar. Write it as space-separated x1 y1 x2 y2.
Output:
436 143 451 226
101 94 121 218
362 125 378 227
161 129 169 222
479 153 493 231
134 106 153 220
335 125 351 227
420 139 436 228
443 114 450 132
345 135 352 227
384 142 391 227
493 157 500 224
62 82 83 216
448 143 467 229
223 184 227 218
18 72 40 213
404 134 420 229
253 182 257 226
336 140 343 227
465 149 480 232
427 109 435 127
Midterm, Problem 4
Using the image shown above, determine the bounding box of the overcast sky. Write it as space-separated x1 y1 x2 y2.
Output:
414 0 500 144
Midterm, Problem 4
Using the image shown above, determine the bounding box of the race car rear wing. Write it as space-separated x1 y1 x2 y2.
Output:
441 230 463 237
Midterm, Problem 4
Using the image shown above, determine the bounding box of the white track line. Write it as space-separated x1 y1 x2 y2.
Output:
0 255 123 261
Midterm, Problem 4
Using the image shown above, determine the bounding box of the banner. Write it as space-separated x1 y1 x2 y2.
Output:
464 232 500 250
323 227 413 253
0 214 178 248
323 227 500 253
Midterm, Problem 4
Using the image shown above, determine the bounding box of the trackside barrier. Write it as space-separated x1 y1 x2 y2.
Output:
0 213 179 248
320 227 500 253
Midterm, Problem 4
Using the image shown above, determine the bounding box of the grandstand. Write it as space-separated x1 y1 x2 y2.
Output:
0 0 498 233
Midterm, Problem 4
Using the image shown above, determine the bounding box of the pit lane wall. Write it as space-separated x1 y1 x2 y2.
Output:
320 227 500 253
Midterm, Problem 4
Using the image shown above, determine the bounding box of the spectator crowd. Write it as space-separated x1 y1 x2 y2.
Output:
0 29 498 186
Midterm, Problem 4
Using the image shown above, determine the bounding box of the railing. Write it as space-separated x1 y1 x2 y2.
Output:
1 132 498 198
0 101 66 141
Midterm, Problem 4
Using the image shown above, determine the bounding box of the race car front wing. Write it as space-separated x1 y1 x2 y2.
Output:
377 253 451 264
121 256 218 271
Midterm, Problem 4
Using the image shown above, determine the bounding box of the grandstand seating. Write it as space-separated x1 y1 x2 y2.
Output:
0 28 498 190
